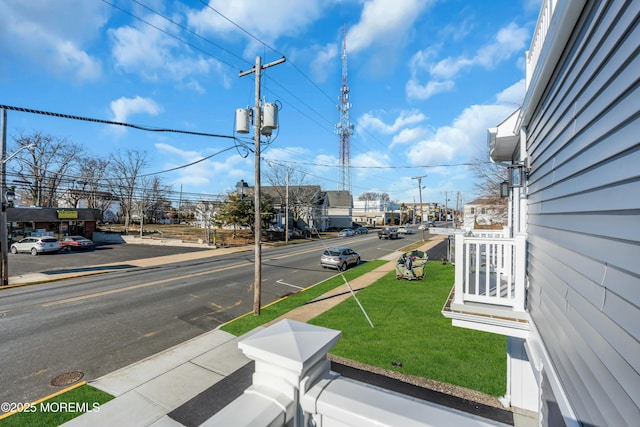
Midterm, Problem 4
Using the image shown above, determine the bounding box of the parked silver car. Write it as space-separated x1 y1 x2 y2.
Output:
10 236 60 255
320 246 360 271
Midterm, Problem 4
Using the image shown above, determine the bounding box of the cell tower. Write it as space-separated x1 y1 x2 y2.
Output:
335 24 354 192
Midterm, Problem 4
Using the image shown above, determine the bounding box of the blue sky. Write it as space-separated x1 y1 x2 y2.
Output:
0 0 540 207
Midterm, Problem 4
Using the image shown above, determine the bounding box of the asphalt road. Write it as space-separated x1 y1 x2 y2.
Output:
6 243 210 277
0 231 446 411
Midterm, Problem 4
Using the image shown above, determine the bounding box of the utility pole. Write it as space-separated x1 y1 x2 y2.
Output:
1 108 8 286
455 191 461 228
412 174 427 241
239 56 285 315
285 172 289 244
445 191 449 228
0 109 32 286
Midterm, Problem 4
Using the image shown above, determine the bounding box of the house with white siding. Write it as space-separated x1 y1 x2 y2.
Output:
443 1 639 425
463 198 507 230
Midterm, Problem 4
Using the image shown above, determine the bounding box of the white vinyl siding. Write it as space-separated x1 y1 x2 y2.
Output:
524 1 640 426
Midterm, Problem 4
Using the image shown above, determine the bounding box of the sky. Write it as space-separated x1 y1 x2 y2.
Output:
0 0 541 208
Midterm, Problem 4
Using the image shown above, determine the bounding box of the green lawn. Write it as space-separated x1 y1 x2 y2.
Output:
0 384 113 427
309 262 506 396
224 260 506 397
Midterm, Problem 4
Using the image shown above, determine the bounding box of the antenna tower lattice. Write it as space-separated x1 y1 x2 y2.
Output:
335 24 353 192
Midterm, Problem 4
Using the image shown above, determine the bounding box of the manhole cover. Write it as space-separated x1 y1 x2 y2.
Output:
50 371 84 387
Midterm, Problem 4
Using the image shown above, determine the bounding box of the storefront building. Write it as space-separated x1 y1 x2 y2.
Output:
7 207 101 242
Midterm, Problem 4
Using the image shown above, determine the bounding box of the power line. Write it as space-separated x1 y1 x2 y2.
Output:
102 0 247 72
264 156 490 169
0 104 236 139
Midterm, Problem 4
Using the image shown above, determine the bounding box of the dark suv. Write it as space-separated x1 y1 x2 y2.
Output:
378 227 399 239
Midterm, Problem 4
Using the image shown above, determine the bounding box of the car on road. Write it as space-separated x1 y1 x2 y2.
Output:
10 236 60 255
418 221 435 230
320 246 361 271
397 226 413 234
59 235 95 251
354 227 369 234
338 228 355 237
378 227 399 239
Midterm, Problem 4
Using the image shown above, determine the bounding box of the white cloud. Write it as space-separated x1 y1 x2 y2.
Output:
310 43 339 83
496 79 525 105
430 22 529 79
358 110 426 134
354 80 525 202
347 0 434 53
109 13 219 85
110 96 162 123
187 0 325 55
407 22 529 100
408 102 518 166
0 0 105 81
405 79 455 101
391 127 430 148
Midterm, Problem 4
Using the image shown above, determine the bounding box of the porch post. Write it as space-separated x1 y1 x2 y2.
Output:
453 231 465 305
514 233 527 311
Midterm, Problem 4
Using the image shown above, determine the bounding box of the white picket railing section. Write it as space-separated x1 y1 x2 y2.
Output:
453 231 526 312
526 0 556 88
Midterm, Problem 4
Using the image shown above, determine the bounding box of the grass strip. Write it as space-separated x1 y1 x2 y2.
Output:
0 384 114 426
308 261 506 397
220 260 386 336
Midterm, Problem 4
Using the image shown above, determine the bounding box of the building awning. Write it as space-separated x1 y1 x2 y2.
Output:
488 108 520 162
7 207 102 222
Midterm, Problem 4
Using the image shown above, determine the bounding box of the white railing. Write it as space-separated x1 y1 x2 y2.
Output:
453 232 526 312
526 0 556 88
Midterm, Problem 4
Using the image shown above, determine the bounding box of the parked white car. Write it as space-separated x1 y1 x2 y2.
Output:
10 237 60 256
397 226 413 234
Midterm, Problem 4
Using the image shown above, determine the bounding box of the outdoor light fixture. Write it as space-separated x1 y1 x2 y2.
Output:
4 189 14 207
500 181 509 198
500 159 530 198
510 165 526 188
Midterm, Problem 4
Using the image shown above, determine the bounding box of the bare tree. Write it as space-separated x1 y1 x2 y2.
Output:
10 132 85 207
144 176 172 224
358 192 389 202
59 157 113 214
471 145 509 204
469 144 509 227
108 149 148 234
195 201 217 243
79 158 112 212
265 163 320 228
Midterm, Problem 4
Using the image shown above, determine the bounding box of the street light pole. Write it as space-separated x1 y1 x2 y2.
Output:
239 56 285 315
412 174 427 241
